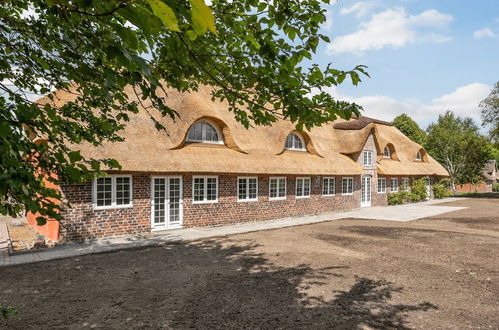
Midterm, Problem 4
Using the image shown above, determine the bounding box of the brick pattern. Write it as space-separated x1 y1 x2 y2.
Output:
60 173 362 241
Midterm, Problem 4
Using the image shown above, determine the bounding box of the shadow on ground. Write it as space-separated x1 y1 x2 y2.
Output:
0 239 435 329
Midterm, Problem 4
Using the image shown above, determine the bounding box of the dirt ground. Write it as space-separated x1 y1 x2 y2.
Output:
0 196 498 329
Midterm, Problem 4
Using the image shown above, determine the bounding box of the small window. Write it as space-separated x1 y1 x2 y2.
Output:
363 151 373 167
94 176 132 209
238 177 258 202
269 177 286 200
377 178 386 193
416 151 422 161
296 177 311 198
187 120 222 144
401 178 410 191
342 177 354 195
323 177 335 196
391 178 399 192
193 176 218 203
285 133 305 151
383 147 391 158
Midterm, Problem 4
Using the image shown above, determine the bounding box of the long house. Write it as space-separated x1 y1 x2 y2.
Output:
28 85 449 242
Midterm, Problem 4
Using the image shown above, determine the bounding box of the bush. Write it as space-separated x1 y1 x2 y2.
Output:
387 191 412 205
492 183 499 192
433 183 450 199
410 178 427 200
408 193 421 202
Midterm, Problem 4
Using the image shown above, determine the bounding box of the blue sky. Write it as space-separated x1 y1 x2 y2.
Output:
315 0 499 130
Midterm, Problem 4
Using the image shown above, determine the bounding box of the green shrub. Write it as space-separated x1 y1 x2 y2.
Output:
492 183 499 192
408 193 421 202
388 191 413 205
410 178 427 200
433 183 450 199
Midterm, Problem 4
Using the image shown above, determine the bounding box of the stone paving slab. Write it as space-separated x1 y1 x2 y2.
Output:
0 197 468 267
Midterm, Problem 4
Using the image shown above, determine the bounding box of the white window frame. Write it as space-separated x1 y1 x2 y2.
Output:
383 147 391 158
295 177 311 198
363 150 373 166
401 177 410 191
342 177 354 195
92 175 133 210
322 177 336 196
416 151 422 161
377 178 386 194
192 176 218 204
285 133 306 151
186 120 224 144
269 177 287 200
237 176 258 202
391 178 399 192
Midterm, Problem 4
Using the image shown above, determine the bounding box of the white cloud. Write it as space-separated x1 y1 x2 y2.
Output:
340 1 380 18
473 28 496 39
321 9 333 31
326 83 491 129
327 8 453 55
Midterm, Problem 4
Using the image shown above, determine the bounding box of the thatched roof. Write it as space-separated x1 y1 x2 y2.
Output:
481 160 497 181
333 116 392 130
35 85 449 177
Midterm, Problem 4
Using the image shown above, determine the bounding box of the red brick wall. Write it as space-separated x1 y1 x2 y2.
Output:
59 173 363 241
455 181 492 193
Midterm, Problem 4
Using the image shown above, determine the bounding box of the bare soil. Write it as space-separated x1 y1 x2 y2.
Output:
0 196 498 329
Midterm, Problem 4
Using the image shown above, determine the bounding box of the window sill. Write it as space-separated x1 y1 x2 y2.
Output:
93 204 134 211
342 193 353 196
192 200 219 205
322 194 336 197
295 195 310 199
269 197 286 201
237 199 258 203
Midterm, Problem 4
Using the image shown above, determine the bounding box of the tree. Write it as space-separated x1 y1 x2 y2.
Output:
480 81 499 142
425 111 493 193
392 113 427 146
1 0 368 224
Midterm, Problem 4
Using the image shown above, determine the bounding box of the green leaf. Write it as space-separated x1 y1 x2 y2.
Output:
146 0 180 32
68 151 82 163
189 0 216 35
186 30 198 41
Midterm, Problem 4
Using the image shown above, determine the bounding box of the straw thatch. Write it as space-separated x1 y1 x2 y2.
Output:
481 160 497 181
35 85 449 177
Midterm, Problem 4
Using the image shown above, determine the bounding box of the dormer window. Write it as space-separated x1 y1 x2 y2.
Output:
285 133 305 151
383 147 391 158
187 120 223 144
416 151 422 161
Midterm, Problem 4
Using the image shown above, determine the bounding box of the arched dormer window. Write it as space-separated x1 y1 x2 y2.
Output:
285 133 305 151
383 147 391 158
187 120 223 144
416 151 422 161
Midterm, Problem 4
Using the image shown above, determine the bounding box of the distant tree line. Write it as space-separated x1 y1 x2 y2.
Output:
392 82 499 193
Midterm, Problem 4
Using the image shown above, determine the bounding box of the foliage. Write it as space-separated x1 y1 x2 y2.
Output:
392 113 427 146
426 111 494 193
0 0 368 224
433 181 450 199
1 305 17 320
387 191 412 205
410 178 427 200
492 183 499 192
480 81 499 142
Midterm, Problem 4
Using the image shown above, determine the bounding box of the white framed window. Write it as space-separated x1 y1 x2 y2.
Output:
383 147 391 158
363 150 373 166
285 133 305 151
401 178 410 191
192 176 218 203
269 177 286 200
377 178 386 193
186 120 223 144
296 177 311 198
391 178 399 192
93 175 133 209
323 177 335 196
416 151 422 161
342 177 354 195
237 177 258 202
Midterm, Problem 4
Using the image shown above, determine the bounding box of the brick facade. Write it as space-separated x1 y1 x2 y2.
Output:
60 173 367 241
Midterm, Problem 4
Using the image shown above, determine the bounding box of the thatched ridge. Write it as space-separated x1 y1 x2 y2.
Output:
35 85 449 177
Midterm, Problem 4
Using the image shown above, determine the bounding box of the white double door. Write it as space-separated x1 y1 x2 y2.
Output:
361 175 372 207
151 176 183 230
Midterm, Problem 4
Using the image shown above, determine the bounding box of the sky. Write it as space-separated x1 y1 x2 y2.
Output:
315 0 499 131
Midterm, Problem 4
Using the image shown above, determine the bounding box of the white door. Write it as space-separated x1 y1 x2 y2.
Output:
425 177 431 200
151 176 183 231
361 176 372 207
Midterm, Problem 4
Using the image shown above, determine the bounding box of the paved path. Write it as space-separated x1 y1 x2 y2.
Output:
0 198 467 267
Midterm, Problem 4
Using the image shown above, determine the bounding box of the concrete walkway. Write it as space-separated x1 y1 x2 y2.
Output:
0 198 467 267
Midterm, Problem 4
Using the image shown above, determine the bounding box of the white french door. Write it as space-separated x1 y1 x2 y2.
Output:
361 175 372 207
425 177 431 200
151 176 183 231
